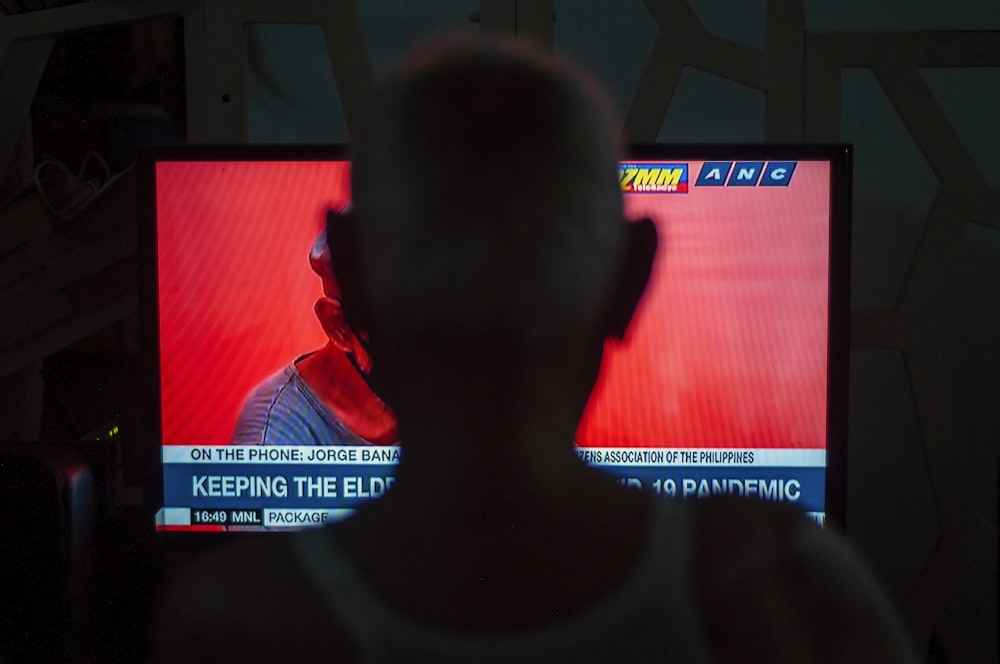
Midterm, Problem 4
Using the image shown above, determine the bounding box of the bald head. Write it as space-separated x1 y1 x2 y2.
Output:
309 228 340 300
349 37 632 361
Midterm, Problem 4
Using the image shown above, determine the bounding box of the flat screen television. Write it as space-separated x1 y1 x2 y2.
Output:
138 144 850 536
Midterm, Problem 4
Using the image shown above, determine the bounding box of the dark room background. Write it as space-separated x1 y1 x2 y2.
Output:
1 1 998 661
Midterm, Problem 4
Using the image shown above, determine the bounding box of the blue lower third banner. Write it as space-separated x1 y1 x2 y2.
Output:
161 445 825 515
163 462 398 510
593 465 824 512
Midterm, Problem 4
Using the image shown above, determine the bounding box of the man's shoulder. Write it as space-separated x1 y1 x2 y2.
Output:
231 365 333 445
242 364 300 404
152 533 357 662
690 494 809 555
688 496 918 663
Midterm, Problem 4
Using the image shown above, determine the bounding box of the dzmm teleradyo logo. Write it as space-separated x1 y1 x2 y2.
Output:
619 163 689 193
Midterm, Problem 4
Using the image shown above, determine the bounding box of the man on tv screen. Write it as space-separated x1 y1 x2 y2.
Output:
229 228 397 446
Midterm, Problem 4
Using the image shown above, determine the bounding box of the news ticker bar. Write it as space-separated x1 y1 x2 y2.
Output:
155 506 827 529
157 506 354 528
163 446 825 467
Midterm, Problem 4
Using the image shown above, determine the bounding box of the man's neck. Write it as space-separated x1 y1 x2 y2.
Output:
334 383 650 630
296 343 398 444
375 361 608 522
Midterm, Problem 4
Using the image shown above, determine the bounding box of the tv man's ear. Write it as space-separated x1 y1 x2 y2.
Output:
326 208 371 336
606 217 658 340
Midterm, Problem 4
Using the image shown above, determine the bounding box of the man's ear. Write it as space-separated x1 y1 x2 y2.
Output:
605 217 658 340
314 298 352 351
326 208 372 336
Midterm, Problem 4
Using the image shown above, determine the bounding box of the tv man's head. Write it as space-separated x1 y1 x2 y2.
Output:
309 228 372 374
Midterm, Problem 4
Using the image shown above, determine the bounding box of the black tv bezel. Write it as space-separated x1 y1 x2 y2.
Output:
137 143 851 549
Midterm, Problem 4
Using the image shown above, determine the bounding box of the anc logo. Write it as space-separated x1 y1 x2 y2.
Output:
619 163 689 193
695 161 798 187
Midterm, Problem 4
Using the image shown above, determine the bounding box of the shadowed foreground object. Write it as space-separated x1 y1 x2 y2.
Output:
152 36 918 663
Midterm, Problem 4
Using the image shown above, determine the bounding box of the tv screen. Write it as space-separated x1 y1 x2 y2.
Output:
138 144 850 533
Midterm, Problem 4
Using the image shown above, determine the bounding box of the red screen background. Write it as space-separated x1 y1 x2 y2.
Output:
156 161 350 444
578 161 831 449
156 160 830 449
